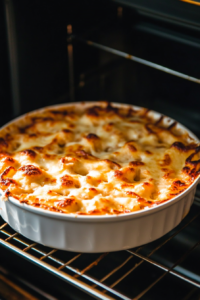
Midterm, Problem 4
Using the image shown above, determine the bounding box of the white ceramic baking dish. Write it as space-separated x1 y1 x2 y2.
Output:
0 102 199 253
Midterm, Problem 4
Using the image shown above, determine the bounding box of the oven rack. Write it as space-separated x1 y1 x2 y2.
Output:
1 196 200 300
73 35 200 85
66 4 200 88
67 24 200 106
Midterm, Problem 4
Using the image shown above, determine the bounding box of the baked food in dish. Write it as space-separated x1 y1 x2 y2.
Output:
0 102 199 215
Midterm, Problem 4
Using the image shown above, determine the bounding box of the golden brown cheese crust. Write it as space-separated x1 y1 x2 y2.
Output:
0 102 200 215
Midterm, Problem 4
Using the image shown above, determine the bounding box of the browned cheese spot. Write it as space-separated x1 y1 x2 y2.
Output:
5 189 11 198
57 198 75 208
155 115 164 125
162 168 174 179
89 187 98 193
103 159 121 169
60 157 78 164
127 144 137 152
173 180 186 187
186 146 200 166
60 175 80 188
0 178 16 187
126 191 139 197
2 156 15 164
167 121 177 130
29 134 37 138
0 138 8 150
129 161 144 167
145 123 155 134
20 149 36 158
114 167 136 183
159 154 171 166
62 129 72 133
33 146 44 152
145 150 152 155
19 165 42 176
50 110 68 116
86 103 120 119
86 106 99 117
169 180 187 195
75 150 96 160
85 133 102 152
20 199 28 203
114 170 123 179
1 166 16 179
86 133 99 140
182 166 190 174
182 166 198 181
103 122 114 132
171 142 197 152
121 183 135 189
143 182 151 186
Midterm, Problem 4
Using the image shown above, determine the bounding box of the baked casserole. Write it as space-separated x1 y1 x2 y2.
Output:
0 102 199 215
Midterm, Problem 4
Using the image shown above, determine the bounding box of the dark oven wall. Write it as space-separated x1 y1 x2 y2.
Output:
0 0 12 126
2 0 200 138
2 0 116 116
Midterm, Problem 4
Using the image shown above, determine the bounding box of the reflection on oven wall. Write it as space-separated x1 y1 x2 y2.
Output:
2 0 200 138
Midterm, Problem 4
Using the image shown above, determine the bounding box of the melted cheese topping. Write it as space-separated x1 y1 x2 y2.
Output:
0 102 200 215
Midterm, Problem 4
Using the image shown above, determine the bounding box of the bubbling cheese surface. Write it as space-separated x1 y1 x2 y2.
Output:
0 102 200 215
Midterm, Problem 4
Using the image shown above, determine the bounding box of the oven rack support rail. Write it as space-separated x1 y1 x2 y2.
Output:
1 197 200 300
67 5 200 87
72 35 200 85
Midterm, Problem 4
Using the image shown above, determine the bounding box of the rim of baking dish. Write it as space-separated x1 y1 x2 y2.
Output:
1 101 200 223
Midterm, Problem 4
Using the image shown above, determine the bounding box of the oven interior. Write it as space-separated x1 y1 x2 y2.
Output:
1 0 200 299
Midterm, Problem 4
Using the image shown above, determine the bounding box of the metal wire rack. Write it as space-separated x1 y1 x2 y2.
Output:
1 195 200 300
73 36 200 85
